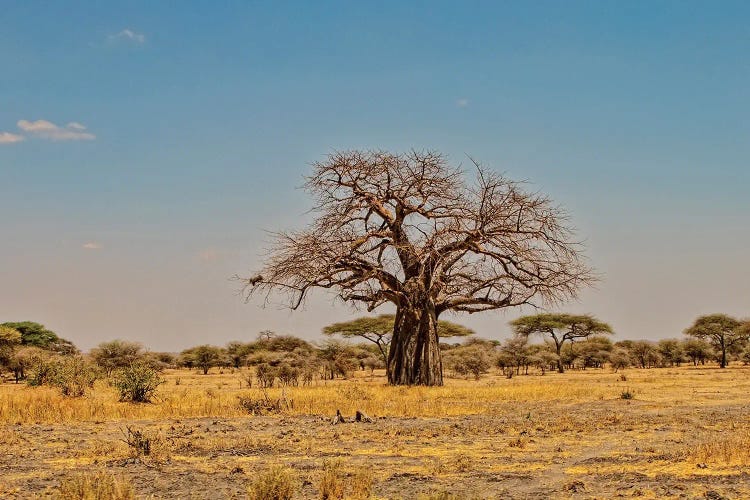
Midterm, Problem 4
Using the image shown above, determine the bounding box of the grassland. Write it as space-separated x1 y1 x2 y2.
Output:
1 366 749 498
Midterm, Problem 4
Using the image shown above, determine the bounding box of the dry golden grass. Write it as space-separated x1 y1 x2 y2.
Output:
2 365 750 498
0 366 678 424
687 426 750 465
55 470 134 500
248 465 297 500
3 364 750 426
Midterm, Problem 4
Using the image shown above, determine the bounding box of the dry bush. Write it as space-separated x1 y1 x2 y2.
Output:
424 457 447 476
55 471 134 500
238 389 293 415
120 426 170 465
450 453 475 472
248 465 297 500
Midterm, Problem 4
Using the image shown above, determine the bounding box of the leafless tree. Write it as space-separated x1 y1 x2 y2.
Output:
242 150 594 385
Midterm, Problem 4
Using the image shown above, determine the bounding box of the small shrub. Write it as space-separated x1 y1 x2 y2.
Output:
451 453 475 472
119 426 170 465
28 356 100 397
248 465 297 500
620 389 633 400
238 390 293 415
424 457 446 476
238 395 279 415
56 470 135 499
56 357 100 397
113 362 164 403
121 426 152 457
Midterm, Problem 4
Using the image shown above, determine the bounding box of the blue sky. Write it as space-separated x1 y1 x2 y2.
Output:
2 1 749 350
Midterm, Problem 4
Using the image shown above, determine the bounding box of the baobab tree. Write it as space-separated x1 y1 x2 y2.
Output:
510 313 613 373
322 314 474 370
242 150 594 385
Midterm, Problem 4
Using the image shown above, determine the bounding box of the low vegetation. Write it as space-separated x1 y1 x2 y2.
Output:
1 314 749 497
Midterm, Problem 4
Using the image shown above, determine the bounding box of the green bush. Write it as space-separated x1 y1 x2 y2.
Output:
27 356 99 397
113 362 164 403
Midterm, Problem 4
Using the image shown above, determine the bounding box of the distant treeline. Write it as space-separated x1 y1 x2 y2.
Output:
2 317 749 389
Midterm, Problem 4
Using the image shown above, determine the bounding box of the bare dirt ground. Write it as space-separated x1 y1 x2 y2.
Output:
2 367 749 499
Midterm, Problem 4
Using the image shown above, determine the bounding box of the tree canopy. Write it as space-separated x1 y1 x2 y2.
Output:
684 314 747 368
511 313 613 373
0 326 22 346
90 340 145 375
1 321 78 355
243 151 594 385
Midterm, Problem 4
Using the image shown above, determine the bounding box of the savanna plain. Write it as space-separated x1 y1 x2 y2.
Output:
1 366 748 499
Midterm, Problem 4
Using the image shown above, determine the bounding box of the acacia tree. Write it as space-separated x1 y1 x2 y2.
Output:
322 314 474 370
1 321 78 355
243 151 593 386
90 339 145 376
511 313 613 373
684 314 748 368
181 345 224 374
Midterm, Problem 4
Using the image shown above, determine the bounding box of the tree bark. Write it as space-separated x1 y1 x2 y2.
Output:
554 340 564 373
387 302 443 386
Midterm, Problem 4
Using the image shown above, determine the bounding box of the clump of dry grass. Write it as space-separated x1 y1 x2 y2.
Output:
417 490 464 500
318 460 346 499
450 453 476 473
348 469 374 499
687 428 750 465
248 465 297 500
315 459 373 499
55 471 134 500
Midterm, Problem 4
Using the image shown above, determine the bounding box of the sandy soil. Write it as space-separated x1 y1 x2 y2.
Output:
2 394 748 499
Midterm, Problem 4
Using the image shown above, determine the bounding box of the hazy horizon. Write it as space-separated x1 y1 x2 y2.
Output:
2 1 749 351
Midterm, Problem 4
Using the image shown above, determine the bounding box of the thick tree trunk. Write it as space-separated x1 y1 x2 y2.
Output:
555 341 564 373
387 302 443 386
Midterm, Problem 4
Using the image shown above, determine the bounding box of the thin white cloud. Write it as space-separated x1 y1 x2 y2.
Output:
82 242 102 250
17 119 95 141
456 98 469 108
0 132 25 144
108 29 146 44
